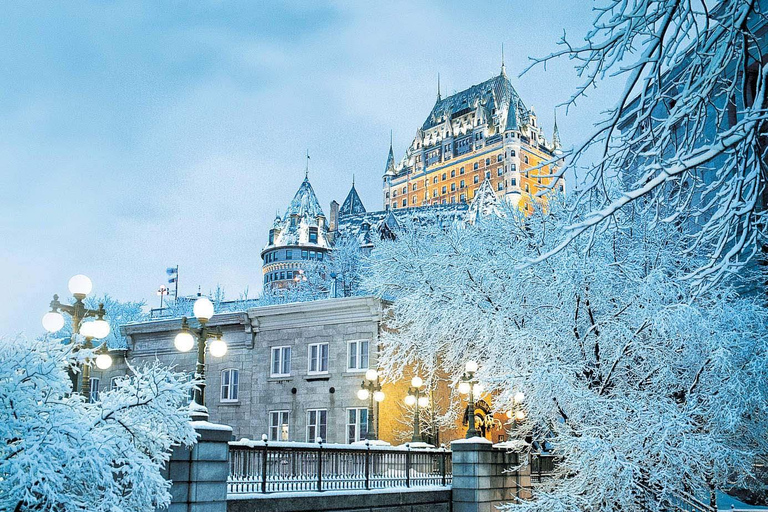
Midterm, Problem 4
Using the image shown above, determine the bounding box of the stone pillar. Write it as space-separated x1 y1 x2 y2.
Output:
163 421 232 512
451 439 531 512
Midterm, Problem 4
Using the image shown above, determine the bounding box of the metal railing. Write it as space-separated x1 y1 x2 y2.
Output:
228 440 452 494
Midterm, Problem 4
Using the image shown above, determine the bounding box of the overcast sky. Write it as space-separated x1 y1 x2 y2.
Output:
1 1 616 337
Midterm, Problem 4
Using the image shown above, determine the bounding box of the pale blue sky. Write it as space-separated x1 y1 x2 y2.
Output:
1 1 609 336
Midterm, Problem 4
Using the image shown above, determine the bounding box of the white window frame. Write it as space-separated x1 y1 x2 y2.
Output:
89 377 100 403
269 410 290 441
347 340 370 372
220 368 239 402
346 407 369 444
308 343 329 375
270 346 292 377
306 409 328 442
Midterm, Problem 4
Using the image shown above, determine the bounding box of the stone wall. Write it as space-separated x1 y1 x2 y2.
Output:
227 488 451 512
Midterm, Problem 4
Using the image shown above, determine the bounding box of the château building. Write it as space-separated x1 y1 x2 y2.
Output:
383 63 563 213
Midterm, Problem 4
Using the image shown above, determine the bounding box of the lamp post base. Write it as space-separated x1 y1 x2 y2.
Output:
188 401 209 421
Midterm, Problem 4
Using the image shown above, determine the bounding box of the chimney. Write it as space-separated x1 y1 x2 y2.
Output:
329 200 339 232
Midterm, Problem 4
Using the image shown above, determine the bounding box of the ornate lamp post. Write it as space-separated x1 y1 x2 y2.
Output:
459 361 483 439
505 391 526 422
42 274 112 400
357 369 385 439
173 295 227 420
404 376 429 443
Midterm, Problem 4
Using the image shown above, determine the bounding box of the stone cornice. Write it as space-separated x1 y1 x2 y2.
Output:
247 296 383 332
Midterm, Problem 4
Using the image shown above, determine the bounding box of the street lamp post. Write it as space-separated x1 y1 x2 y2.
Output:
42 274 112 400
173 295 228 420
357 369 384 439
405 376 429 443
459 361 482 439
505 391 527 423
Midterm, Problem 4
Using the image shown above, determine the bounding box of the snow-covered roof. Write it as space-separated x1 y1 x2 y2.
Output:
266 176 331 251
284 176 325 220
339 183 366 216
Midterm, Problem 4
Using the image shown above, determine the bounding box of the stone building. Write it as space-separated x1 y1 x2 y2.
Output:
383 63 564 214
101 297 389 443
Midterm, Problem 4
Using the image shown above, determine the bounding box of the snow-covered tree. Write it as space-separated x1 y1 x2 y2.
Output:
51 294 148 348
530 0 768 288
364 198 768 511
0 335 197 512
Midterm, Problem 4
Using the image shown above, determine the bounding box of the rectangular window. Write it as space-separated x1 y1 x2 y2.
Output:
306 409 328 442
347 408 369 443
287 271 293 280
269 411 290 441
301 250 308 259
497 154 503 162
271 346 291 377
280 271 286 280
308 343 329 374
497 168 503 176
402 199 406 207
460 167 465 174
89 378 100 403
221 369 239 402
317 252 323 261
511 177 517 186
347 340 370 371
460 180 465 188
450 183 456 192
441 186 446 194
309 250 316 260
286 250 292 260
309 228 318 244
433 177 437 184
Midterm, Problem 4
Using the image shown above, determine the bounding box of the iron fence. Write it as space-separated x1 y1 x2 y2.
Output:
228 441 452 494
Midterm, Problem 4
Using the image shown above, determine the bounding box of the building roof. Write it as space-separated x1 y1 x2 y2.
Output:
339 183 366 215
285 176 325 219
421 73 528 131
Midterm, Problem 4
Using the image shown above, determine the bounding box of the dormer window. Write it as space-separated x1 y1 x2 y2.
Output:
269 230 275 245
291 216 297 227
309 227 318 244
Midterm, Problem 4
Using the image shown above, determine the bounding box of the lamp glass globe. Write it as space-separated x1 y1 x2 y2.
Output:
373 390 385 402
357 388 370 400
417 396 429 408
174 332 195 352
95 353 112 370
404 394 417 406
79 321 96 338
68 274 93 297
410 376 423 388
506 410 513 419
209 338 227 358
465 360 479 373
458 381 471 394
193 297 215 321
472 383 484 396
42 311 65 333
513 391 525 404
91 319 111 339
365 368 378 381
515 410 526 421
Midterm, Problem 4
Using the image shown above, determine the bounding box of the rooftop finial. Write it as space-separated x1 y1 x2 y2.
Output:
305 149 310 180
352 174 355 187
501 43 506 76
390 129 393 149
437 73 441 102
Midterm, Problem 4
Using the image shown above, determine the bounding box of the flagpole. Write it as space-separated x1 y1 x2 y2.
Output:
174 265 179 299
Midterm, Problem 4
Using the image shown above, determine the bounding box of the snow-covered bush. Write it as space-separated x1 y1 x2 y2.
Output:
364 198 768 511
0 335 197 512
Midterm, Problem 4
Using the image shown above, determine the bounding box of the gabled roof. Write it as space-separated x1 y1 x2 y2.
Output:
339 183 366 216
421 73 527 131
285 177 325 219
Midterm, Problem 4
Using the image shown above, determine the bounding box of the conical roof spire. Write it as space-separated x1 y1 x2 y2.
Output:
552 110 562 152
436 73 441 102
501 43 506 77
340 177 366 215
384 132 396 176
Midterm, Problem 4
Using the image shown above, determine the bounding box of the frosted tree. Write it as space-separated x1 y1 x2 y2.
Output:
530 0 768 288
364 198 768 511
0 335 197 512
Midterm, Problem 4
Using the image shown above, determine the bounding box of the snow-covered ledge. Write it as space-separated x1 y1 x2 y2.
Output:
451 437 531 512
164 421 233 512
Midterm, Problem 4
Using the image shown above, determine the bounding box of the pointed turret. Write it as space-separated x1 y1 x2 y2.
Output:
384 135 396 176
436 73 442 102
500 43 506 77
340 179 366 216
552 110 562 153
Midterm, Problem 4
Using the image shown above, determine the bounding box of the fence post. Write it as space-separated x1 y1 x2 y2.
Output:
365 439 371 490
440 443 447 486
317 439 323 492
261 434 268 494
405 443 411 488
